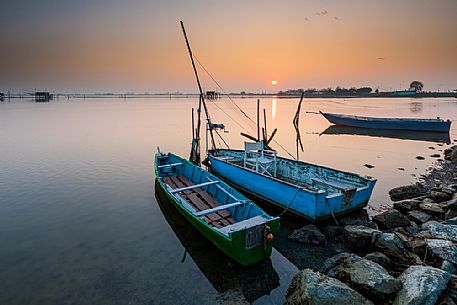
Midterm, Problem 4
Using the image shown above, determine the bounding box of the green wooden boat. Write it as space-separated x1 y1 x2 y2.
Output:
154 150 280 266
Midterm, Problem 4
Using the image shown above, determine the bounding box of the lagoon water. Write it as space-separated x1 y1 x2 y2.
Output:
1 97 456 304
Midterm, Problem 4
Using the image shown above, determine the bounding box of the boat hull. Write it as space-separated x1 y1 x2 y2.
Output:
155 153 280 266
321 112 451 133
208 151 376 221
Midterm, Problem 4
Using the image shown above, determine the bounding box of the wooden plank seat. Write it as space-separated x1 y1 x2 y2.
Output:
163 175 236 228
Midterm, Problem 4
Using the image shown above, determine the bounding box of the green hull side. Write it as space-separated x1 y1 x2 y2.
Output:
157 178 279 266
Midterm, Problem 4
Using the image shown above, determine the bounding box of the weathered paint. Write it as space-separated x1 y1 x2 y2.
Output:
208 149 377 221
154 152 280 266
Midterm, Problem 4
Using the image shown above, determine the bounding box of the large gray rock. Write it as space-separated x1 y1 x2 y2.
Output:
321 253 362 277
442 186 457 196
216 288 249 305
407 210 432 224
321 225 344 240
288 224 326 245
336 210 377 228
428 191 452 203
426 238 457 265
442 260 457 275
364 252 391 270
372 232 420 265
373 209 411 229
389 183 428 201
423 221 457 241
343 225 380 252
285 269 374 305
393 265 451 305
419 202 445 215
344 259 402 299
452 148 457 162
444 217 457 225
393 199 421 214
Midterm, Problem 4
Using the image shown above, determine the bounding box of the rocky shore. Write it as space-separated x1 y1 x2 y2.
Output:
283 145 457 305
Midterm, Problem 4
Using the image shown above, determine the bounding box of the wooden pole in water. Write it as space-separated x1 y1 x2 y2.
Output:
191 108 195 141
257 99 260 141
263 108 268 142
180 21 216 156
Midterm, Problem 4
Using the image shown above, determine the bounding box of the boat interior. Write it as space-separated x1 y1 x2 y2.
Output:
157 153 272 235
210 146 373 196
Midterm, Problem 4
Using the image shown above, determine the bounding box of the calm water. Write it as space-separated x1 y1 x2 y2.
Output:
1 97 456 304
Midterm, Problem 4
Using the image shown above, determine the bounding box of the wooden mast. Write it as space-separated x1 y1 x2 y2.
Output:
180 21 216 165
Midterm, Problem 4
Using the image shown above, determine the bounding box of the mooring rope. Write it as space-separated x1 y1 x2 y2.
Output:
194 55 297 160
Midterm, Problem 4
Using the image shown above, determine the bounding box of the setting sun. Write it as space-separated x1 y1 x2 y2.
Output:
271 80 278 85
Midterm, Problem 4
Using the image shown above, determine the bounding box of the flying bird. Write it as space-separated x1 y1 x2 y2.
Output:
334 16 339 20
305 17 309 21
377 57 385 60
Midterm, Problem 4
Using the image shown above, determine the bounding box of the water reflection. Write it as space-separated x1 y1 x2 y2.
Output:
271 98 277 120
321 125 451 144
154 182 280 302
409 102 423 113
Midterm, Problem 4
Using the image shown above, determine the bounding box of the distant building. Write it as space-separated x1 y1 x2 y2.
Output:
384 90 416 97
35 91 53 102
205 91 219 99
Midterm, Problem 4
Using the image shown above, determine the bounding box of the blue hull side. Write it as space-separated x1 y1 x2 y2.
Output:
209 156 376 221
322 112 451 133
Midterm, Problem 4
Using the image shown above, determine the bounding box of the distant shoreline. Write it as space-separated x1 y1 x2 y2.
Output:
2 92 456 100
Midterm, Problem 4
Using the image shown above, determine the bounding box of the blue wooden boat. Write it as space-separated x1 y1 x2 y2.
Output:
155 150 280 266
208 144 377 221
320 111 451 133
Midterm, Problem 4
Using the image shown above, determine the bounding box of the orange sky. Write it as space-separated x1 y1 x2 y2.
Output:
1 0 456 92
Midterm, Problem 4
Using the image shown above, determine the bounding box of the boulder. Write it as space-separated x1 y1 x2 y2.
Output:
444 217 457 225
423 221 457 240
407 210 432 224
321 253 362 278
288 224 326 245
372 232 420 265
446 206 457 220
342 225 380 252
321 225 344 240
442 186 457 196
441 260 457 275
452 149 457 162
344 259 402 299
419 202 445 216
373 209 411 229
429 191 452 203
216 288 249 305
285 269 374 305
393 199 421 214
389 183 428 201
336 210 377 228
393 265 451 305
364 252 391 270
426 239 457 265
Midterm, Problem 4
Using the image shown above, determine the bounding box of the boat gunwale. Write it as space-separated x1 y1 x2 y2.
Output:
154 153 278 240
208 148 376 196
207 169 371 222
320 111 451 123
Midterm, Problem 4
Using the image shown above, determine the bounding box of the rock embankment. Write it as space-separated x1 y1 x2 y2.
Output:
284 145 457 305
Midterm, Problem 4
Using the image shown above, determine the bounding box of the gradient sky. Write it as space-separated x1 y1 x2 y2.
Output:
1 0 456 93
